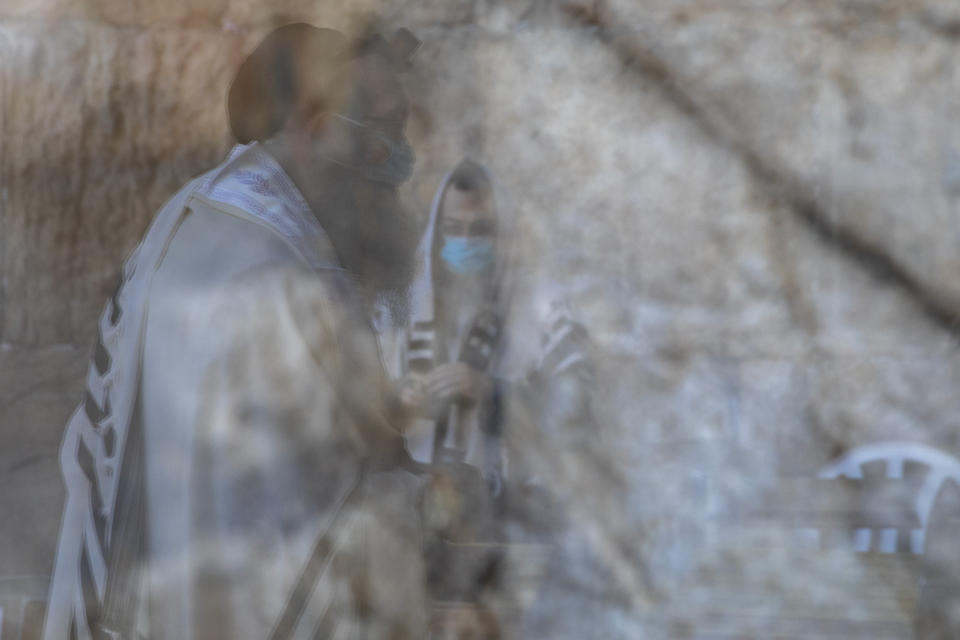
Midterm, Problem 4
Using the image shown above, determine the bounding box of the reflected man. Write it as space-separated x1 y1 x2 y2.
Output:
45 23 428 640
392 158 595 512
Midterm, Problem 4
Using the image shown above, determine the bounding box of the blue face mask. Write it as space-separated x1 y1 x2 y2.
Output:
440 236 494 276
328 114 416 186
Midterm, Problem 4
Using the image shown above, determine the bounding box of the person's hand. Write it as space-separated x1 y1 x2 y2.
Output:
397 364 489 420
397 374 427 410
424 362 488 412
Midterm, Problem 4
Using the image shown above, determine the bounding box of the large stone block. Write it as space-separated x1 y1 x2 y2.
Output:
0 345 86 576
0 22 242 344
601 0 960 321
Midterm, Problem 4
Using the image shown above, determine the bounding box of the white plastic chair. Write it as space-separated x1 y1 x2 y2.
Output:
811 442 960 554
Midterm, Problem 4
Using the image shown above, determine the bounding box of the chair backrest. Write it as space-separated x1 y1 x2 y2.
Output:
814 442 960 554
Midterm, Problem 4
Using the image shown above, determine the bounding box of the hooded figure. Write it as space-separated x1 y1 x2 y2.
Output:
381 159 595 636
390 159 594 493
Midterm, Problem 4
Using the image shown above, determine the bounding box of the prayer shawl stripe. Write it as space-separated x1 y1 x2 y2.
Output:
269 475 361 640
548 315 567 335
97 268 134 379
46 143 336 640
550 352 588 377
288 564 339 640
304 604 337 640
406 349 435 361
85 368 110 414
93 334 112 377
107 280 124 325
410 329 435 342
101 426 116 458
99 301 123 344
76 435 108 548
538 318 589 364
82 512 108 602
540 310 587 344
82 389 108 428
540 322 574 356
539 334 589 376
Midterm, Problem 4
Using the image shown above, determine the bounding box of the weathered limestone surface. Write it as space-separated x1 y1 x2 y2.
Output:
3 0 960 635
0 346 86 576
0 22 238 345
401 5 960 634
595 0 960 327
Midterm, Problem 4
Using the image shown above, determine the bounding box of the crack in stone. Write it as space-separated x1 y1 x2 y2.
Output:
561 0 960 344
918 10 960 41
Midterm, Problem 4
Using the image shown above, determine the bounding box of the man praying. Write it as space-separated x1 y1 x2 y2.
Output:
45 23 429 640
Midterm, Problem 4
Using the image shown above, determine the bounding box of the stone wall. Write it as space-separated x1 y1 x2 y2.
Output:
3 0 960 635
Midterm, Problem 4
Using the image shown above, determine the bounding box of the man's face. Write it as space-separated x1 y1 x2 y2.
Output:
436 184 498 280
439 187 497 243
326 53 420 292
348 53 410 147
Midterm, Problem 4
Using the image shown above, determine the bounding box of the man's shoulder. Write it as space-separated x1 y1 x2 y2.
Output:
151 199 355 326
188 194 304 256
153 195 307 289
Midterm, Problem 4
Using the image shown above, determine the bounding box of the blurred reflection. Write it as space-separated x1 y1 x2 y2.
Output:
817 443 960 638
45 23 430 640
393 160 592 472
379 158 596 635
24 10 960 640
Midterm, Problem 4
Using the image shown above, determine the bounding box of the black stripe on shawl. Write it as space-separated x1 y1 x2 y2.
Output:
93 333 112 377
541 317 588 348
270 536 334 639
107 274 126 325
83 389 110 428
268 480 362 640
408 339 432 351
77 436 109 551
540 331 590 377
460 312 502 371
408 320 437 373
481 378 505 437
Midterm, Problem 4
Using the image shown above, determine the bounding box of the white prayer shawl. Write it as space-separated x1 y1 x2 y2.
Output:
396 165 505 468
45 144 422 640
395 162 591 468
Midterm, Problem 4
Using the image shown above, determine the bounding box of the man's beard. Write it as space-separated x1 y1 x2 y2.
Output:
355 208 420 296
325 173 421 297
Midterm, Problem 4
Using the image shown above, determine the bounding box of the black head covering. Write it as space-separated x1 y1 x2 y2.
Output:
228 23 420 143
228 24 348 143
